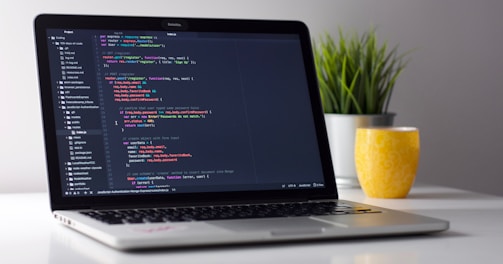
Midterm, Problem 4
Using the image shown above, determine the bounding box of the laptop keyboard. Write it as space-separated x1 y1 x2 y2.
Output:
80 201 381 225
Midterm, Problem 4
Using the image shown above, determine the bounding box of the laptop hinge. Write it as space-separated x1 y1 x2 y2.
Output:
87 198 315 210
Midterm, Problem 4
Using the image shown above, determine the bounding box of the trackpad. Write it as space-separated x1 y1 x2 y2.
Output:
209 217 336 235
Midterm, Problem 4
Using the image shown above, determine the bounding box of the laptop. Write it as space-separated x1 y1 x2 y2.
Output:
34 14 448 250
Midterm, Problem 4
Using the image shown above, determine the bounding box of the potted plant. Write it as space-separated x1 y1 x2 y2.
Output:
313 28 410 187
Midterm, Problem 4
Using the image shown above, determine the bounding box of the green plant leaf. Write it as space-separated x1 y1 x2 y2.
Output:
313 28 412 114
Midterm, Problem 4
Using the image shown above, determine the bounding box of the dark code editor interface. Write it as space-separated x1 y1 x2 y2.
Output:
46 29 325 197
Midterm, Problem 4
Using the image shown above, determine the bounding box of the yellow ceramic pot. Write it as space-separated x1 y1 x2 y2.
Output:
355 127 420 198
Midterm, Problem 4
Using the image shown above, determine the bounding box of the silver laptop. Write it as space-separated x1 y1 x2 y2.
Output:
34 14 448 250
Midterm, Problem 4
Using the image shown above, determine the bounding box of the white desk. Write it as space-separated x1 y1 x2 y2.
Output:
1 185 502 264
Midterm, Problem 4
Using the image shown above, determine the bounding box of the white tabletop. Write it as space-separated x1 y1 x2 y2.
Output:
1 185 502 264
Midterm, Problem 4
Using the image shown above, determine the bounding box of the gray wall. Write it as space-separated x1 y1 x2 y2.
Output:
1 0 502 196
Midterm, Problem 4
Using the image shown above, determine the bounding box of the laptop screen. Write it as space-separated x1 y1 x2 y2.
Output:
36 15 336 206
